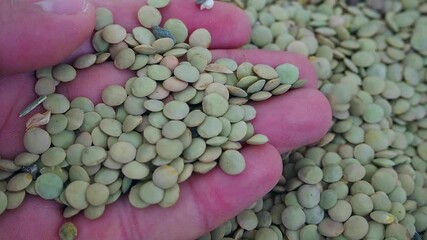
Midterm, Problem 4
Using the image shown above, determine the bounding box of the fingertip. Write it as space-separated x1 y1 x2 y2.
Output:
240 143 283 193
0 0 96 75
186 144 282 228
252 88 332 152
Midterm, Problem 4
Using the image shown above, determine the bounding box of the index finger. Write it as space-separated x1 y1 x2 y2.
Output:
70 0 252 60
89 0 252 49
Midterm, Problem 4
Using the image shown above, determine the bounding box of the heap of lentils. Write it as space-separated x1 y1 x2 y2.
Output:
0 0 305 223
197 0 427 239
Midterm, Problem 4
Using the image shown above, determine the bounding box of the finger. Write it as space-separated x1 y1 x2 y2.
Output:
89 0 251 49
0 144 281 239
70 0 251 59
55 64 331 154
251 88 332 153
211 49 318 88
0 48 326 158
73 144 282 240
59 48 319 101
210 49 332 150
0 0 96 75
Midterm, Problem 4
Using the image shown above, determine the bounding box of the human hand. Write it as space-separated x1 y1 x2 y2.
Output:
0 0 331 239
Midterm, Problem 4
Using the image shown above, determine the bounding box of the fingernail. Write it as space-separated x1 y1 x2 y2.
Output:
34 0 89 15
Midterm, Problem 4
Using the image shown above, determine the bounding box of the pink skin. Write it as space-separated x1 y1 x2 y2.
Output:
0 0 332 239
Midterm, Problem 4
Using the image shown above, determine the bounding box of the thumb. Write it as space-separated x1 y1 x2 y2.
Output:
0 0 95 75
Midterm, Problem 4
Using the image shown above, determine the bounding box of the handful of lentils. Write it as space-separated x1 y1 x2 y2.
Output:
0 0 305 227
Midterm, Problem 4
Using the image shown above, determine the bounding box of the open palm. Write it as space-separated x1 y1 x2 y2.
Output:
0 0 331 239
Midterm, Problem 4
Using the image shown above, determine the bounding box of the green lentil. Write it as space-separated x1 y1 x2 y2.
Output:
219 150 246 175
23 128 51 154
85 183 109 206
35 173 63 200
109 141 136 164
163 18 188 43
281 205 306 231
122 161 149 180
137 6 161 28
34 78 56 96
156 138 183 160
163 100 190 120
59 222 78 240
297 184 321 208
139 181 164 204
102 85 127 107
52 64 76 82
174 64 200 83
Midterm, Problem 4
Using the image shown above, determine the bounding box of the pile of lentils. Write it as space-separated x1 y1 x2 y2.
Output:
0 0 305 225
197 0 427 239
